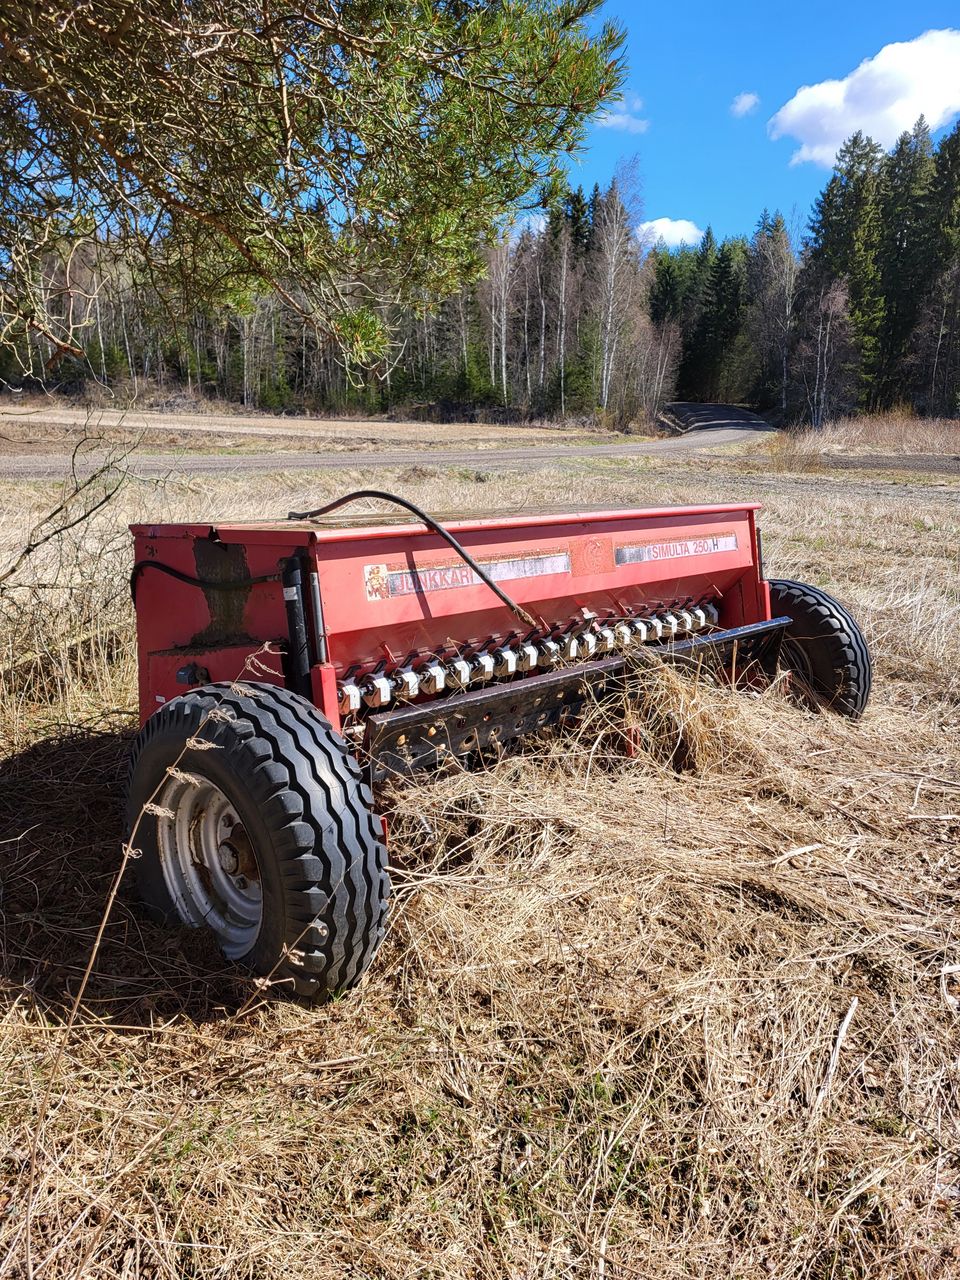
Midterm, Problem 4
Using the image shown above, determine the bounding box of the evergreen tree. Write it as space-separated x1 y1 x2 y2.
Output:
876 118 936 403
695 237 749 400
922 122 960 412
676 226 718 396
586 183 603 252
693 226 718 282
649 250 682 327
565 187 591 255
807 132 885 405
931 122 960 263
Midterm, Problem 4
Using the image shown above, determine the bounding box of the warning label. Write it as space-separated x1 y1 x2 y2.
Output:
364 551 571 601
615 532 739 566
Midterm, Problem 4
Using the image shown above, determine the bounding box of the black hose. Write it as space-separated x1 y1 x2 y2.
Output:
288 489 538 629
130 561 279 604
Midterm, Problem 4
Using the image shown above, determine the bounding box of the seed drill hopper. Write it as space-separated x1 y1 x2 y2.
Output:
127 492 871 997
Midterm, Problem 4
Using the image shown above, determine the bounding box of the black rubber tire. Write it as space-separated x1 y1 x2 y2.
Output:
125 682 389 999
768 578 872 719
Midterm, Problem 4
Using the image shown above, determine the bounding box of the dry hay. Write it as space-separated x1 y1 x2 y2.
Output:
0 666 956 1278
0 459 959 1277
764 414 960 467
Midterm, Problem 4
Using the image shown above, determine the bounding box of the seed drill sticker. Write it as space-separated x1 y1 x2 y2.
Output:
615 532 739 566
364 552 571 601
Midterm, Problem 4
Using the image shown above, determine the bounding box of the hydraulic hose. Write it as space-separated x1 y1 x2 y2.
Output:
287 489 537 629
130 561 279 604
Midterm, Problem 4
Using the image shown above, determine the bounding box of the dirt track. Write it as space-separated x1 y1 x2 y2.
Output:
0 402 772 479
0 404 570 448
2 401 958 482
824 451 960 476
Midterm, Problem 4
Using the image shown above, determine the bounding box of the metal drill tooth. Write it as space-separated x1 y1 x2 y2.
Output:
517 642 539 672
472 652 495 682
338 682 362 715
613 622 633 648
677 610 694 632
447 658 472 689
537 639 560 667
704 602 719 625
560 633 580 661
598 626 616 653
661 612 679 637
493 647 518 677
394 668 419 699
580 631 598 658
646 617 663 641
418 662 445 695
630 619 648 643
690 607 707 629
361 674 392 708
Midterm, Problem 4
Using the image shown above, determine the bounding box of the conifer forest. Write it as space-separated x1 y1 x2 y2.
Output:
5 119 960 426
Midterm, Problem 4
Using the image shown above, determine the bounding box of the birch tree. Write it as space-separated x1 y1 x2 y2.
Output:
748 213 799 415
798 280 854 428
591 179 641 418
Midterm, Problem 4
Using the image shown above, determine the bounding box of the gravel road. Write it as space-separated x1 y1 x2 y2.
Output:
4 401 956 484
0 403 774 480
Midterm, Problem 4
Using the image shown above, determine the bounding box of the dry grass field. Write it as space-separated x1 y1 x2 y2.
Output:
0 399 612 459
764 415 960 471
0 434 959 1278
812 413 960 455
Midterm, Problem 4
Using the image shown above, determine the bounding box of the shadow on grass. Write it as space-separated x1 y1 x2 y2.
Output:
0 724 254 1026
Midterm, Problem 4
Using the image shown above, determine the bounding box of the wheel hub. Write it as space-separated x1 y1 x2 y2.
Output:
217 842 240 874
156 774 263 957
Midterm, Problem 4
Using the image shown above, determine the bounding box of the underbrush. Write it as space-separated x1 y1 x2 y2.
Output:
1 460 959 1277
818 413 960 455
767 413 960 467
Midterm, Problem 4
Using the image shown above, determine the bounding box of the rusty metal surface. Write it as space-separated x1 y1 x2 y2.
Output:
362 620 789 782
365 657 627 782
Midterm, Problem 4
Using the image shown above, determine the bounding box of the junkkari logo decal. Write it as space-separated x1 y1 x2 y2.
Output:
364 552 571 601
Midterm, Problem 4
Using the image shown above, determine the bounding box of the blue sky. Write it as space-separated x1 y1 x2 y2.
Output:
569 2 960 246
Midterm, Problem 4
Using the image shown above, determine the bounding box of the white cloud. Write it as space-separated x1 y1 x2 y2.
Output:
596 94 650 135
731 91 760 118
516 212 547 237
769 28 960 166
638 217 704 249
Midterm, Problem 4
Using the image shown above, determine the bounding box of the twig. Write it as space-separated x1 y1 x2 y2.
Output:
814 996 858 1114
0 441 129 589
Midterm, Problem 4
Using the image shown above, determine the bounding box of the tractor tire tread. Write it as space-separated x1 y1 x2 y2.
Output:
126 682 388 999
768 578 871 719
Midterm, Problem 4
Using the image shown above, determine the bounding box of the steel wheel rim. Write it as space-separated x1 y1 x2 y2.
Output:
157 772 263 958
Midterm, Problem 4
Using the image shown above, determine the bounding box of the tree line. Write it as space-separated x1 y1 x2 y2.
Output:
5 118 960 426
654 117 960 424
